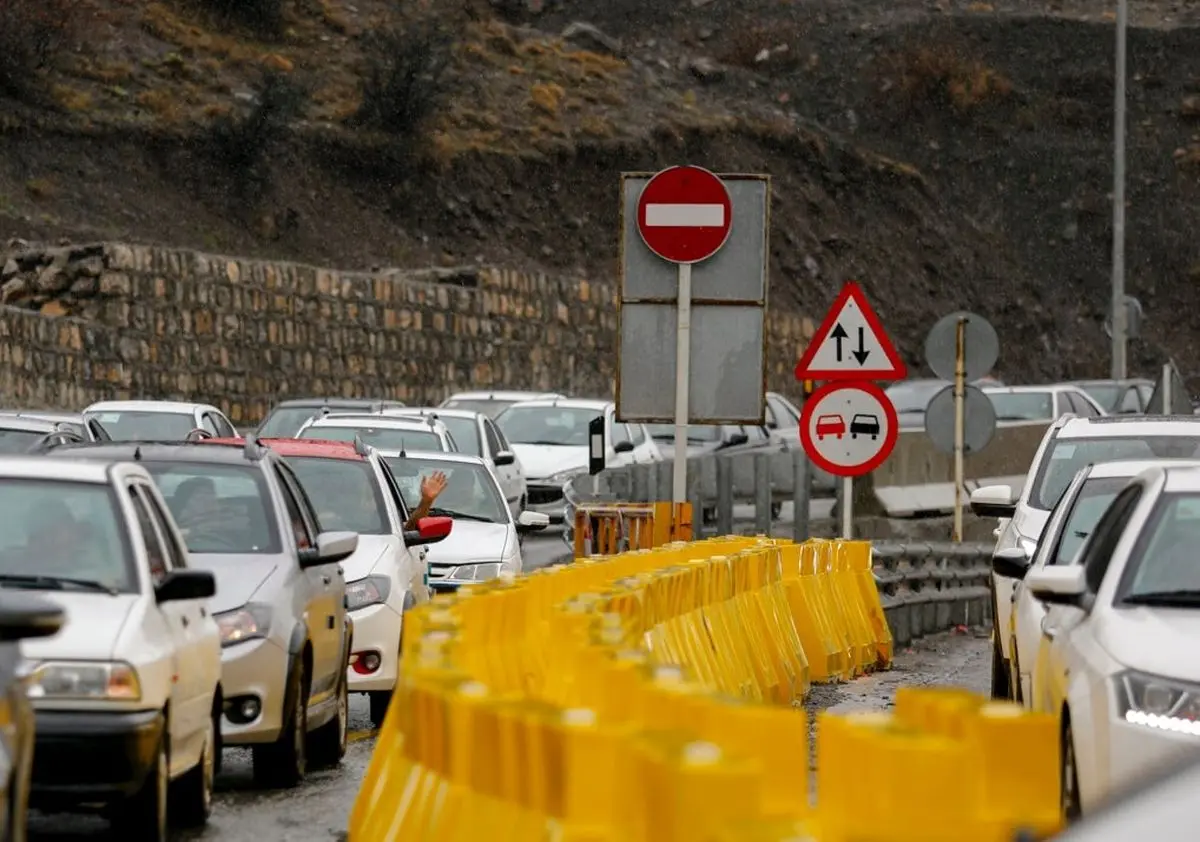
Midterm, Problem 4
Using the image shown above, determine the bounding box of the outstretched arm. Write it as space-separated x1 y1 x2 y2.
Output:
402 471 448 531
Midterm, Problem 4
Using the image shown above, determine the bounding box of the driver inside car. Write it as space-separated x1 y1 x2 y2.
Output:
20 501 103 579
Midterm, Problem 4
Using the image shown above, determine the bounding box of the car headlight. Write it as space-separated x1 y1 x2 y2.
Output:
27 661 141 701
447 562 502 582
215 604 272 647
546 468 586 486
346 575 391 611
1116 671 1200 735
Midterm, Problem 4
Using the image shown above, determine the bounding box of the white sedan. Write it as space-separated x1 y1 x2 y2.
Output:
376 450 549 589
1025 463 1200 819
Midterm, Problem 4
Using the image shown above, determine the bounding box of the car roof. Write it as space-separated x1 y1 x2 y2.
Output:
44 440 264 466
1071 378 1155 387
1087 459 1200 480
271 398 406 409
505 398 610 411
385 407 481 421
0 416 61 433
0 410 83 423
0 455 116 483
1058 415 1200 439
1159 465 1200 493
445 391 565 401
84 400 212 414
307 414 447 431
373 449 488 467
983 385 1067 395
209 437 366 461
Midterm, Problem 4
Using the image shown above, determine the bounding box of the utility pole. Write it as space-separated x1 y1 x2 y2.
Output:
1110 0 1129 380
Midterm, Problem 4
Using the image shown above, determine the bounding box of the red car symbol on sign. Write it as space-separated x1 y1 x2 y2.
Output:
815 414 845 440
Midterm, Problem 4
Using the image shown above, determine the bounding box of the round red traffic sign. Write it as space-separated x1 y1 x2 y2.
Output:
799 381 898 478
636 166 733 264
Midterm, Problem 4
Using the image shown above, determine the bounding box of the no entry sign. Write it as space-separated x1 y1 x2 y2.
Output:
636 166 733 264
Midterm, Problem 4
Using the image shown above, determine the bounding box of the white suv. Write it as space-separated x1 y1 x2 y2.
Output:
5 456 222 840
970 414 1200 700
296 413 457 453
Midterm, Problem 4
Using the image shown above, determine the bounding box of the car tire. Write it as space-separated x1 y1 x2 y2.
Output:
990 633 1011 700
252 661 307 788
113 723 168 841
369 690 392 728
171 708 216 827
1061 718 1082 821
309 670 349 768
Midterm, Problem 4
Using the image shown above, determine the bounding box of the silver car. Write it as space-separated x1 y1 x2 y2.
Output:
46 437 358 788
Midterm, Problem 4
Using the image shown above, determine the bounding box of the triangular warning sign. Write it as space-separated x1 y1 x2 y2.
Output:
794 281 907 381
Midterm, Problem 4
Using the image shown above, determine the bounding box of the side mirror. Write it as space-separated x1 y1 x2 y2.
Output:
613 441 635 454
303 530 358 567
992 547 1031 580
0 593 64 642
155 569 217 603
493 450 516 466
727 432 749 447
403 516 453 547
970 485 1017 519
1026 566 1089 608
516 510 550 533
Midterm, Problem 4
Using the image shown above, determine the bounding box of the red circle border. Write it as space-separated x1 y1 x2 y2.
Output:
799 381 899 478
635 165 733 265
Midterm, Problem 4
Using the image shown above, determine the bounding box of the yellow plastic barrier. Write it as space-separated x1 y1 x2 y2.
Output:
349 537 1061 842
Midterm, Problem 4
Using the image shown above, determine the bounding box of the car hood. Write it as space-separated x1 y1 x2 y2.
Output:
21 592 139 661
509 444 587 480
188 554 281 614
424 520 514 565
339 533 394 582
1097 607 1200 682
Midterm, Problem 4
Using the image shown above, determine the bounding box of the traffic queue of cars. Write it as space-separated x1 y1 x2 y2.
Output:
970 412 1200 822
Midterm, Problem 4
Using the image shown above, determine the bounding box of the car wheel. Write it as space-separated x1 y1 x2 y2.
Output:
1061 719 1082 821
252 661 307 788
309 669 349 768
171 708 216 827
369 690 392 728
990 632 1011 700
113 722 168 841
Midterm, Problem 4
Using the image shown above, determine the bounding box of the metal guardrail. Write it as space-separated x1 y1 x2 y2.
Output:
873 541 993 647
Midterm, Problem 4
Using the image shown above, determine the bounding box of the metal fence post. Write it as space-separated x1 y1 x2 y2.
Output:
656 460 673 502
631 464 651 502
792 450 810 543
716 457 733 536
753 452 772 535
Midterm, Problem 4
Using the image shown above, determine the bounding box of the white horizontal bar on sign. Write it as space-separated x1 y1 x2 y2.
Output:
644 203 725 227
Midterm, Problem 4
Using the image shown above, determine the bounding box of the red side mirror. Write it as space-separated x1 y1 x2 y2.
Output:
418 516 452 540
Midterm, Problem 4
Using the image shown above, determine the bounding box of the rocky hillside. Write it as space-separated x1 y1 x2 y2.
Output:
1 0 1199 387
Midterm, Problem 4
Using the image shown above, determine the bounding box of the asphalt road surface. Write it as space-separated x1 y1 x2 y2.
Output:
27 628 988 840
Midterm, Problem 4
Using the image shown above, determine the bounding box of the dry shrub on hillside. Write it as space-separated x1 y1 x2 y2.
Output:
0 0 78 100
350 20 453 136
716 21 807 74
879 45 1013 113
202 0 285 37
207 70 306 198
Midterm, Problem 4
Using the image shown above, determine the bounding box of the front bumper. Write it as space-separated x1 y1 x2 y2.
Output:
347 602 402 693
31 708 163 807
1095 717 1200 808
219 636 290 745
526 482 567 523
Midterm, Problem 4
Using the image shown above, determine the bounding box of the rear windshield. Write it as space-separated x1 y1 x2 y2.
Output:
1030 435 1200 510
302 425 446 452
285 456 389 534
989 392 1054 422
258 406 324 438
0 479 135 592
428 416 480 456
86 410 197 441
0 428 45 453
142 461 281 554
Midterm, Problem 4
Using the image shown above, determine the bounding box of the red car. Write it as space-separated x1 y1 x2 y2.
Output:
815 414 846 440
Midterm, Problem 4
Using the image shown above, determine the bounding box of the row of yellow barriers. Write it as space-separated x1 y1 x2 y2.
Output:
349 536 1062 842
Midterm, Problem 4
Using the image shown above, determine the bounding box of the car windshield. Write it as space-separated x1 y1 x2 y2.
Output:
1120 492 1200 599
1078 384 1121 411
644 424 722 443
258 406 325 438
1051 477 1129 565
441 399 514 419
1030 435 1200 510
285 456 389 534
142 462 281 554
382 456 508 524
0 479 134 592
0 428 45 453
302 425 445 452
988 391 1055 422
85 410 198 441
496 406 600 446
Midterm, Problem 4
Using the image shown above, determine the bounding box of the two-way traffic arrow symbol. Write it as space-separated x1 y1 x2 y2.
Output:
830 323 871 365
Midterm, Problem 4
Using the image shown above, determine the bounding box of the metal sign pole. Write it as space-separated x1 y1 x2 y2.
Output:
840 476 853 538
672 262 692 503
953 317 966 542
1163 362 1172 414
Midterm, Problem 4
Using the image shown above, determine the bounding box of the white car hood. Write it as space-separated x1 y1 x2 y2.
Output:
188 555 279 614
509 444 586 481
424 520 513 565
1097 607 1200 683
339 533 394 582
21 592 139 661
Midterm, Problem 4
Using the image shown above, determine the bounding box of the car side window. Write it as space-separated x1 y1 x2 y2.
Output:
483 419 504 457
128 484 171 585
378 461 412 526
611 421 632 447
199 412 219 435
490 421 512 452
1077 484 1143 592
767 395 799 427
272 465 316 550
764 401 780 428
214 413 237 437
1068 391 1099 417
744 425 768 443
139 485 188 571
1119 388 1141 414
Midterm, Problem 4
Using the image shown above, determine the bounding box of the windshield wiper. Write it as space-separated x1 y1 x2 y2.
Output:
428 507 497 523
1122 590 1200 607
519 439 573 447
0 573 118 595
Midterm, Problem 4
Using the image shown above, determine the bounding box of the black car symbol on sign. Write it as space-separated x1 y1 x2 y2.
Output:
849 413 880 440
